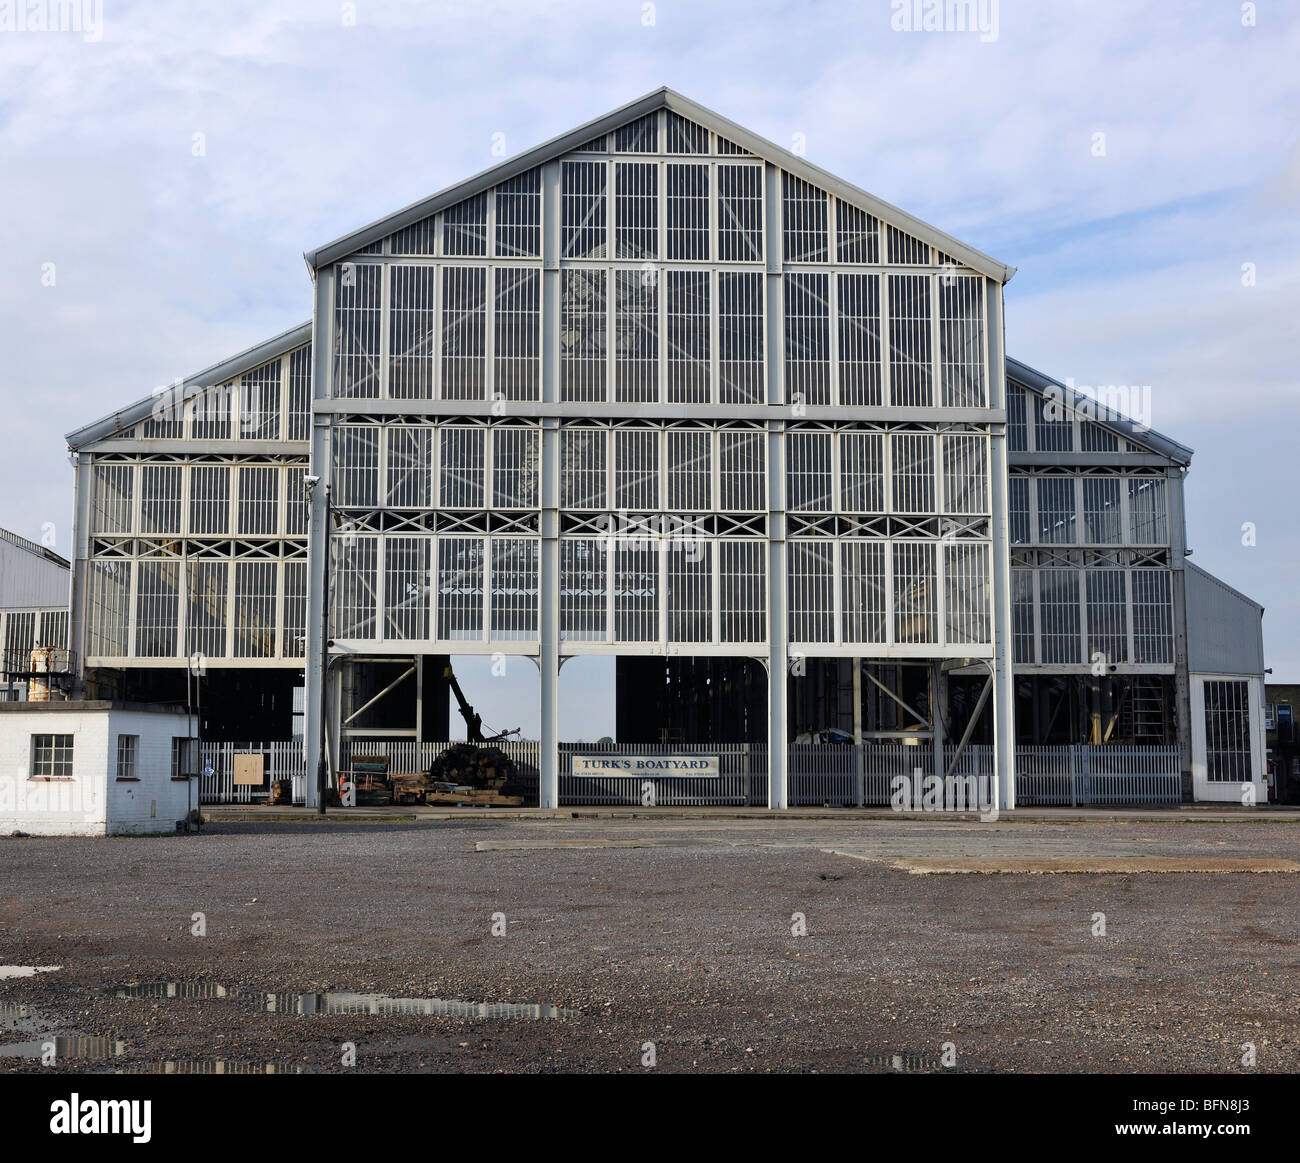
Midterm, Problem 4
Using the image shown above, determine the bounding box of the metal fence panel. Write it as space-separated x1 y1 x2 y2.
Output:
1015 744 1181 806
197 739 1183 808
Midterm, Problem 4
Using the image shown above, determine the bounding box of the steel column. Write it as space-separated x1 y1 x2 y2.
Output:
986 280 1016 810
303 265 335 809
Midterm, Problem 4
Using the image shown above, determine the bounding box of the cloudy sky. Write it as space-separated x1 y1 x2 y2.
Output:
1 0 1296 733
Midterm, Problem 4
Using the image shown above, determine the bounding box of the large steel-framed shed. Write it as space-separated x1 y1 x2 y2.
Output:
59 89 1268 808
299 88 1016 810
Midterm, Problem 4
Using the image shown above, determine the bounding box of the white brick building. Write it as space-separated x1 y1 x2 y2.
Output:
0 702 196 836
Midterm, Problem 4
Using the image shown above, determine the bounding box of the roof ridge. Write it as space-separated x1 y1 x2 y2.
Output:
0 526 71 569
1005 355 1194 465
65 320 312 451
302 87 1015 282
1185 560 1264 612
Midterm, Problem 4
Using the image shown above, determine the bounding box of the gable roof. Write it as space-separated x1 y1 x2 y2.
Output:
0 527 70 571
303 87 1017 282
1006 355 1194 466
65 321 311 451
1186 560 1263 613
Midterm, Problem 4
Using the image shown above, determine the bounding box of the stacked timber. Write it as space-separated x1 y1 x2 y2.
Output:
426 744 526 806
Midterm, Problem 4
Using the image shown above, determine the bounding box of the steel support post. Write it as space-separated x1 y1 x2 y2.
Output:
304 265 335 809
987 281 1016 811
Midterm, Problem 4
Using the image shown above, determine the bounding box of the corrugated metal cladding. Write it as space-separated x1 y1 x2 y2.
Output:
0 533 71 610
1185 563 1264 675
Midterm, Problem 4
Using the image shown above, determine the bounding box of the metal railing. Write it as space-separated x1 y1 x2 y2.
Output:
0 646 77 678
196 740 1184 808
1015 745 1182 806
789 743 995 807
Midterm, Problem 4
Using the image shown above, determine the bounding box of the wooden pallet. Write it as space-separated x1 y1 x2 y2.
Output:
423 788 524 807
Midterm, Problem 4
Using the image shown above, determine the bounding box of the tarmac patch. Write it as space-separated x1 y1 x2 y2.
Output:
475 838 718 851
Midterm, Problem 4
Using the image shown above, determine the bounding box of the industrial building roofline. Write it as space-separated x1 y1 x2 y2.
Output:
64 320 312 452
302 86 1018 285
1006 355 1195 467
1185 560 1264 613
0 527 70 570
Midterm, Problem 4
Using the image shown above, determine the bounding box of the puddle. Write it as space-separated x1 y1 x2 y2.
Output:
116 1060 305 1075
0 1034 125 1061
110 982 234 1001
0 965 61 980
105 982 577 1020
0 1003 59 1035
263 993 576 1020
864 1052 949 1073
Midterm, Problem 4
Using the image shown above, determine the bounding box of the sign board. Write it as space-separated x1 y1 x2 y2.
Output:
570 754 720 778
232 753 265 787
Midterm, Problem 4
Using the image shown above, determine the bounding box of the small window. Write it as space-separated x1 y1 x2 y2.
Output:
1006 384 1028 452
1203 680 1253 783
171 737 198 779
116 734 139 780
32 734 74 778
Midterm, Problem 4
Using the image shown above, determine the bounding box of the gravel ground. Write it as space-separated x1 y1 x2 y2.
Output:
1 816 1298 1074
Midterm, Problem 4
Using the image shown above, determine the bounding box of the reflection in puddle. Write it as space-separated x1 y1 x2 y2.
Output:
864 1052 948 1073
117 1060 305 1074
263 994 575 1020
0 965 61 981
0 1034 126 1061
106 982 577 1020
0 1003 58 1035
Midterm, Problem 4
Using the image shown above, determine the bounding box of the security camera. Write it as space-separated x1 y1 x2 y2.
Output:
304 474 321 486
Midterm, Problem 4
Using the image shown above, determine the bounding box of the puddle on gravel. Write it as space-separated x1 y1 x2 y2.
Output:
105 981 577 1020
116 1060 305 1074
0 1003 59 1035
864 1052 950 1073
0 1034 126 1061
0 965 61 980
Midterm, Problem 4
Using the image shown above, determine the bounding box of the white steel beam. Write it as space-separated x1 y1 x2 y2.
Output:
538 418 560 808
764 160 788 809
303 265 335 808
986 280 1016 810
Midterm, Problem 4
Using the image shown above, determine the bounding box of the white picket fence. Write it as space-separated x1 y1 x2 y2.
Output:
199 742 308 805
197 739 1184 807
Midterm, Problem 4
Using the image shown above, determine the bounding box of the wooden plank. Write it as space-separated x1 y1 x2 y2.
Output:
233 753 264 786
